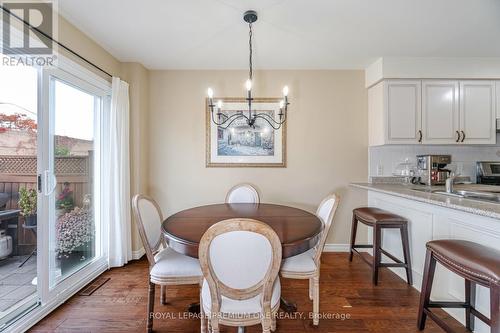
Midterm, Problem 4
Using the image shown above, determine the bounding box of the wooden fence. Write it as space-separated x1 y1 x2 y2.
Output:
0 154 91 253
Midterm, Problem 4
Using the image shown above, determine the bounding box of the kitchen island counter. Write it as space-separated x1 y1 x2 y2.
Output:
350 182 499 333
350 182 500 220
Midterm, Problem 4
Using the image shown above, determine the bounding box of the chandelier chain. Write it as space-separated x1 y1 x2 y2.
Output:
249 23 253 80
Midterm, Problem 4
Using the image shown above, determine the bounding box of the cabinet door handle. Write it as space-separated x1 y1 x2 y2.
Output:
418 130 423 143
455 130 460 142
461 130 466 142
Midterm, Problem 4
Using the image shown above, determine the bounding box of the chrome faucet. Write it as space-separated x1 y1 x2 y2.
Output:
445 173 456 193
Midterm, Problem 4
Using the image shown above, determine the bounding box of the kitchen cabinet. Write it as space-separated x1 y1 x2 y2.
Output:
422 80 459 144
368 80 422 145
368 79 497 146
495 80 500 123
459 81 496 144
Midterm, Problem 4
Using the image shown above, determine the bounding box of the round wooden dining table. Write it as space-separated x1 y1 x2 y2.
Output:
162 202 323 318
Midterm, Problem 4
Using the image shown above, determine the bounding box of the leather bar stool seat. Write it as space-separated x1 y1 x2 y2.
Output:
350 207 412 285
352 207 407 225
418 239 500 332
427 240 500 285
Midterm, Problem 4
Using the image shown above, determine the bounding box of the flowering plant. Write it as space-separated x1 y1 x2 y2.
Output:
56 207 93 258
56 182 74 210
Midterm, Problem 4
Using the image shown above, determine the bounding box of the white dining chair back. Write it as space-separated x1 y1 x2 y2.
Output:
279 192 340 326
199 218 281 332
132 194 202 333
132 194 164 265
313 193 340 264
225 183 260 204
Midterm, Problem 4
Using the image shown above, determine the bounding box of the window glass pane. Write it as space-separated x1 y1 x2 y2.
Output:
0 58 38 324
50 79 98 287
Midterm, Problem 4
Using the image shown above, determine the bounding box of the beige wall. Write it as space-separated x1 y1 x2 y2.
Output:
57 16 121 77
148 70 368 245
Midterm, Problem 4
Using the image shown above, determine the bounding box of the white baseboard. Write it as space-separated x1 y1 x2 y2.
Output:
323 243 350 252
131 247 145 260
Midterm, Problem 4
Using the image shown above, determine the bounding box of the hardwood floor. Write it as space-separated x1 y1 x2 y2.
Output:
30 253 467 333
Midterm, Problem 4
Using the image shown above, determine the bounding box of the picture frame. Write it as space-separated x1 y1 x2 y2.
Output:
206 97 286 168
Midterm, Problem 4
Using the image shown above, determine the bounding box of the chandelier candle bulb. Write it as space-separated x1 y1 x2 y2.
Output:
217 100 222 109
282 86 289 97
245 79 252 91
207 87 214 100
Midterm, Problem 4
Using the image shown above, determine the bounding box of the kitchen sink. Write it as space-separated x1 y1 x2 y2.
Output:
413 188 500 203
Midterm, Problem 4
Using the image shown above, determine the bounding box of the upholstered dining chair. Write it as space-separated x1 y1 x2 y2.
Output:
198 218 282 333
132 194 202 333
225 183 260 204
280 193 340 326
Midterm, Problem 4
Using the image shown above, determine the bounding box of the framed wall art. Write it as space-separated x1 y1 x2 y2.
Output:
206 97 286 167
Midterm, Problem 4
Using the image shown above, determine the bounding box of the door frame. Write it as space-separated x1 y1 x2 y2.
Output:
37 61 110 305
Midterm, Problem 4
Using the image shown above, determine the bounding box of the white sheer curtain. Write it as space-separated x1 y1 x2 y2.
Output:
107 77 132 267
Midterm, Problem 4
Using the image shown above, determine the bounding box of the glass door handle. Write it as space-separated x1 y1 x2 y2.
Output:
44 170 57 196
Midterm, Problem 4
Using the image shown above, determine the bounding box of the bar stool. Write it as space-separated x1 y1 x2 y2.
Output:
417 240 500 333
350 207 412 285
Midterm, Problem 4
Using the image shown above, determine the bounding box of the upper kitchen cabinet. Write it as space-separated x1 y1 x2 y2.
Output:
422 80 460 144
459 81 496 144
496 81 500 122
368 79 497 146
369 80 422 145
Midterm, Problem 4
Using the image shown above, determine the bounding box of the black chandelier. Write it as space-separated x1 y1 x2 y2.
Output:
207 10 289 130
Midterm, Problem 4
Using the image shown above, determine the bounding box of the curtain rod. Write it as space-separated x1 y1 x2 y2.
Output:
0 5 113 78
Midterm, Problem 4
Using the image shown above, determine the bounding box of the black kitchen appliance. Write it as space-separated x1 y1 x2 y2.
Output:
476 161 500 185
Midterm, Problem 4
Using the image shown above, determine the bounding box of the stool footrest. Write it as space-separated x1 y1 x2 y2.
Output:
423 309 456 333
351 248 373 267
470 307 491 326
379 263 408 268
425 303 491 328
428 301 469 308
352 244 373 248
379 248 404 264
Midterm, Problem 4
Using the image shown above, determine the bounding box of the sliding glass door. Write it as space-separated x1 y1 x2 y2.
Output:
38 67 108 301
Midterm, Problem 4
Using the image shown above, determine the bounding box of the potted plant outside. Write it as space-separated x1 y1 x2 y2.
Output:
18 187 37 227
56 206 94 274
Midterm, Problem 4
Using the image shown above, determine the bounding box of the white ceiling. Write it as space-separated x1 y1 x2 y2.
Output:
58 0 500 70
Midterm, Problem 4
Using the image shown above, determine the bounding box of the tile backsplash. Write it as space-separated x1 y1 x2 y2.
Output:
369 133 500 182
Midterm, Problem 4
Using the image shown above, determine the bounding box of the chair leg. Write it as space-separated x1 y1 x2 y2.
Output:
200 294 207 333
271 313 277 332
465 280 476 331
372 226 381 285
160 285 167 305
312 275 320 326
309 278 313 300
147 281 155 333
491 286 500 333
349 214 358 262
211 314 220 333
400 224 413 285
262 307 272 333
417 249 437 330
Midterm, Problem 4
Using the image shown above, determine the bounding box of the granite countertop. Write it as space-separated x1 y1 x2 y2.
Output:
350 182 500 220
